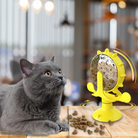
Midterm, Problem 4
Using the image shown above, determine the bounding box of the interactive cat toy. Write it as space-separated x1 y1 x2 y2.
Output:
87 48 136 122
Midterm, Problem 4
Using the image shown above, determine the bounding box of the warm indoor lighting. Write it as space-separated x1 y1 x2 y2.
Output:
110 19 117 48
45 1 54 12
33 0 42 10
110 3 117 14
19 0 29 9
118 1 126 9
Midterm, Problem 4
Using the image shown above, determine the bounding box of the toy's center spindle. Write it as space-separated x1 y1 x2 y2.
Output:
97 71 116 114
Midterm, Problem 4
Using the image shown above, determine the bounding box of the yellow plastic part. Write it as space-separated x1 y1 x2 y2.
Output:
87 48 131 122
113 48 137 83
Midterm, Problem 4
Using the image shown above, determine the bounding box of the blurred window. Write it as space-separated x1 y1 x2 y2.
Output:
0 0 75 80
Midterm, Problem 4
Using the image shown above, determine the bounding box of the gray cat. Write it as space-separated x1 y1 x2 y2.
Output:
0 56 69 135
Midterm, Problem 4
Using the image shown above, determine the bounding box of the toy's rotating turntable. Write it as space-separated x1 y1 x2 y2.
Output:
87 48 135 122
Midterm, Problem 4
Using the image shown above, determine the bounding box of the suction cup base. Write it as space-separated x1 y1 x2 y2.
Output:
93 103 122 122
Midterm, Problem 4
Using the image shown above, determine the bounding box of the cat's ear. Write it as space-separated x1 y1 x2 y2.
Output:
50 56 55 62
20 59 33 77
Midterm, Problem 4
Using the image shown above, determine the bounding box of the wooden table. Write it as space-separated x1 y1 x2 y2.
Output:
0 106 138 138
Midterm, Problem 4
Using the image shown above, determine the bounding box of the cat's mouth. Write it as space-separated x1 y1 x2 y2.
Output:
51 82 65 91
61 80 66 85
55 80 66 88
47 80 66 90
56 80 66 87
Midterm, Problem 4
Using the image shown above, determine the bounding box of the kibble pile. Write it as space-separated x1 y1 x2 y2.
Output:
68 110 105 135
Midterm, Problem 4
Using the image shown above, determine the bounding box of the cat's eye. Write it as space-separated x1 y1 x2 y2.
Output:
45 71 52 76
59 70 63 75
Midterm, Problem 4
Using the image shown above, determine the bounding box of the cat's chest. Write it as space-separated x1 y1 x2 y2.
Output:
31 103 60 121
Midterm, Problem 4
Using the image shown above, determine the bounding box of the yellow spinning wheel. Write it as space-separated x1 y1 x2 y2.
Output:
87 48 133 122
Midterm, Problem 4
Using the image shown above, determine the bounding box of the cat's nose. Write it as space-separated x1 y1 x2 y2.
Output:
58 76 63 80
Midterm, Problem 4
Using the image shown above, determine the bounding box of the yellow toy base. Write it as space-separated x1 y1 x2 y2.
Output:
93 103 122 122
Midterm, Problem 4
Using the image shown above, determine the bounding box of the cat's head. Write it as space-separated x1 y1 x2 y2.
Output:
19 56 66 101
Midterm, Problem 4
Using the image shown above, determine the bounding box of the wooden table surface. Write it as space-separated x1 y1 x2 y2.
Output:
0 106 138 138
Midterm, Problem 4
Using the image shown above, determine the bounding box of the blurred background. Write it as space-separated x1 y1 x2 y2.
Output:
0 0 138 106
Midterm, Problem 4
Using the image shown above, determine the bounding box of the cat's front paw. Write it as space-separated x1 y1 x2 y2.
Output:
57 122 69 132
47 122 60 135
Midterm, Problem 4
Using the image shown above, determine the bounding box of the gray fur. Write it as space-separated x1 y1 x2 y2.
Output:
50 56 55 62
0 58 69 135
